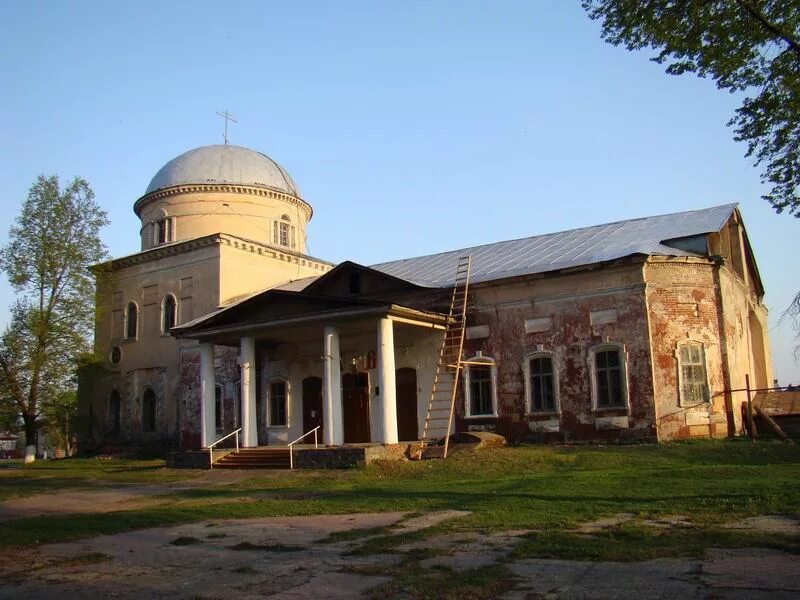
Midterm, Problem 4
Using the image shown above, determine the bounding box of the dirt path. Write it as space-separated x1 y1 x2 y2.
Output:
0 511 461 599
0 510 798 599
0 470 258 521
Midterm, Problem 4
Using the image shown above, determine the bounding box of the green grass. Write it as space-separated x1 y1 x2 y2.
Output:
52 552 111 567
227 541 303 552
360 559 517 600
511 526 800 562
1 440 798 558
170 536 203 546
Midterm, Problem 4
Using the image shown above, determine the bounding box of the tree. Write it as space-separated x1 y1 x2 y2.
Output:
581 1 800 217
0 175 108 462
583 1 800 356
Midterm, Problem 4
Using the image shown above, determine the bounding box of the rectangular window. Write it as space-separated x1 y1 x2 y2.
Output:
156 218 172 245
530 356 555 411
469 365 494 416
679 343 709 404
269 380 288 426
595 349 625 408
279 222 290 247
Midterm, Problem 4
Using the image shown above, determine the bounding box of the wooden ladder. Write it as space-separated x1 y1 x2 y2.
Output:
418 255 472 459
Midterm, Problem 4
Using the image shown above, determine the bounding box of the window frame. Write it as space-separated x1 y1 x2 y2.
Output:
589 343 630 411
124 302 138 341
463 355 498 418
523 351 559 415
153 216 174 246
267 378 290 428
274 214 295 249
675 340 710 406
161 294 178 334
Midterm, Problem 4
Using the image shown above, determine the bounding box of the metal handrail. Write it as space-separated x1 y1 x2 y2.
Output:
207 428 241 470
287 426 320 469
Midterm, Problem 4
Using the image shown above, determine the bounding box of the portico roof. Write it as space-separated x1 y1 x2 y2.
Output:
172 289 447 344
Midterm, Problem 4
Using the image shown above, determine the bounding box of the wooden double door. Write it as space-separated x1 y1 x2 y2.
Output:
302 374 371 444
301 368 419 444
342 372 371 443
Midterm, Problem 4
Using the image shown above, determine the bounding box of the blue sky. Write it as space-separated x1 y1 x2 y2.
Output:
1 0 798 383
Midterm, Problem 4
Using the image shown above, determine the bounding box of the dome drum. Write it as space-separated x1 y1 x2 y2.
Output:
135 144 312 252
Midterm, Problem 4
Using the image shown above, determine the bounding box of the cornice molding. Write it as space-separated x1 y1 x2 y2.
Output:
133 183 313 221
95 233 334 273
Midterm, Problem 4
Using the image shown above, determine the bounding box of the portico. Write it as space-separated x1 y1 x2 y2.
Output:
176 284 448 450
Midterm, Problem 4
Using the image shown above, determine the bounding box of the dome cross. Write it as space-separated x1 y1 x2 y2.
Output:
215 110 238 145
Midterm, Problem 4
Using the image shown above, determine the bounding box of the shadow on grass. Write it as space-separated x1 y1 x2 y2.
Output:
510 527 800 561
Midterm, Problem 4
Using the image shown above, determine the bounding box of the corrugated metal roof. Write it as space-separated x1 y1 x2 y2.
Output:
370 204 737 287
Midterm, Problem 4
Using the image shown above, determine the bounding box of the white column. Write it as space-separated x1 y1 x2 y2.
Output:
376 317 398 444
322 326 344 446
240 336 258 448
199 343 216 448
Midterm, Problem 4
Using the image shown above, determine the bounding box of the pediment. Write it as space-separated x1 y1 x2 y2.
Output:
303 261 425 299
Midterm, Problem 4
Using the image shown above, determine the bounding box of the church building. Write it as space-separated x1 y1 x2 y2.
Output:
81 143 773 454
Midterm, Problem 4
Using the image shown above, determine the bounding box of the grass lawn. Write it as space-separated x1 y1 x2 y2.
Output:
1 440 798 561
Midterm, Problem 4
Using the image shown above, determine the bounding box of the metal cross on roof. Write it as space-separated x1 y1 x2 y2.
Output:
216 110 238 145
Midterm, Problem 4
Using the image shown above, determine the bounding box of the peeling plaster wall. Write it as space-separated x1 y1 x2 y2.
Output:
645 259 729 440
83 366 169 446
457 261 657 442
178 345 240 450
88 243 222 444
716 266 772 433
644 258 772 441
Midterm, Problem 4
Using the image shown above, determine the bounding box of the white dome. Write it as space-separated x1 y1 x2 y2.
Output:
144 145 299 196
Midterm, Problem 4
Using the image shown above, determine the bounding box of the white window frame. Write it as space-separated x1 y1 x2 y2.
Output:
124 301 139 341
589 343 630 411
161 294 178 335
267 377 290 428
675 340 710 406
463 355 498 418
523 351 560 415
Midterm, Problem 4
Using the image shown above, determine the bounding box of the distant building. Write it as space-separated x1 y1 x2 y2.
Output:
80 144 772 451
0 432 19 458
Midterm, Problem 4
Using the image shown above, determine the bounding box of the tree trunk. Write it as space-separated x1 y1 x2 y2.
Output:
23 413 37 464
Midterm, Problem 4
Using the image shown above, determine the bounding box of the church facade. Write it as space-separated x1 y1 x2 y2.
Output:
81 144 773 452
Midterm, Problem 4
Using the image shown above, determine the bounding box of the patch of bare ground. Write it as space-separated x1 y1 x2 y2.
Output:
0 470 258 522
1 510 799 599
0 512 459 599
